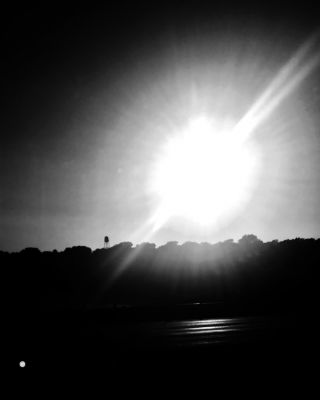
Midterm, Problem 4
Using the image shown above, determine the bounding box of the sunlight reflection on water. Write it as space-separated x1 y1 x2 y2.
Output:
169 318 244 327
81 314 292 348
164 318 256 337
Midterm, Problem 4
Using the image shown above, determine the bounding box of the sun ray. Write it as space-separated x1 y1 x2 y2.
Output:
234 31 320 142
147 31 320 234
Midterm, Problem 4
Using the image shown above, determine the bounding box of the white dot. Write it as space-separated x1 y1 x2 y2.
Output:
19 361 26 368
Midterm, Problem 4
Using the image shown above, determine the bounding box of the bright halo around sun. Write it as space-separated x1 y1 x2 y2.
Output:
150 115 260 230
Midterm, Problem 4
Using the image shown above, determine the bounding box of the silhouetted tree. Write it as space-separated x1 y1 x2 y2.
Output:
238 234 263 247
5 236 320 313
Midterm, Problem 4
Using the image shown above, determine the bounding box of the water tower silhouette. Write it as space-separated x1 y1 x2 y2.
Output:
104 236 110 249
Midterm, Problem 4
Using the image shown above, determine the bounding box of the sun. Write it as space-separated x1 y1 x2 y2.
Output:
150 115 259 229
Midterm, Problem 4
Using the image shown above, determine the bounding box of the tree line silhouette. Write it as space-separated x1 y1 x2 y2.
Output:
4 234 319 314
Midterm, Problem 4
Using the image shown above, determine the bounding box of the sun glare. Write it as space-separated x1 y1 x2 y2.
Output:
151 116 259 229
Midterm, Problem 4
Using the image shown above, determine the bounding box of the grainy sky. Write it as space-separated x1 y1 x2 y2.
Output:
1 2 320 251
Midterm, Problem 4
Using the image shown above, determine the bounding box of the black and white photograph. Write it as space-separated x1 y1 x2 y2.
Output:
2 1 320 384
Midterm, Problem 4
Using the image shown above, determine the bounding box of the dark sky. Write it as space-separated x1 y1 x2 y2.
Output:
1 2 320 251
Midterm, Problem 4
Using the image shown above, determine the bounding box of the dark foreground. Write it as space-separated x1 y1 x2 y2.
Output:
12 303 318 383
